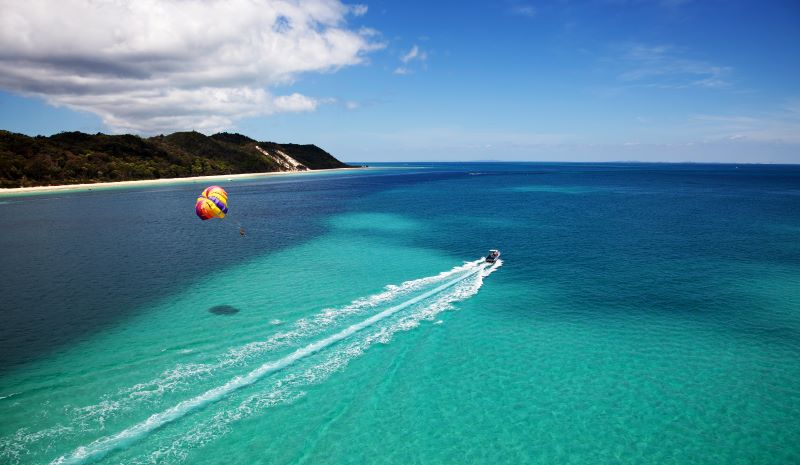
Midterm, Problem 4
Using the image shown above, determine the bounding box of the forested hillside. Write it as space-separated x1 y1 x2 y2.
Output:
0 130 351 188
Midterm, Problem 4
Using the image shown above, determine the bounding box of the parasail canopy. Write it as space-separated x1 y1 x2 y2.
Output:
195 185 228 220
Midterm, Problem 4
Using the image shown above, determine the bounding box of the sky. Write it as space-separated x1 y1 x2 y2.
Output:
0 0 799 163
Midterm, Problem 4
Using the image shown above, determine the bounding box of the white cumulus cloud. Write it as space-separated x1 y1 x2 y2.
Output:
0 0 382 133
273 93 319 112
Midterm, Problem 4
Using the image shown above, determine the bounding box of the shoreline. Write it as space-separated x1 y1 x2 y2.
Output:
0 167 365 197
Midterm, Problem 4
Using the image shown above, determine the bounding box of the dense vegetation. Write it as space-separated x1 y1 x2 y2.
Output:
0 130 351 188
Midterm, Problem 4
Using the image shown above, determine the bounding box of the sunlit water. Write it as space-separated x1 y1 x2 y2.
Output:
1 163 799 464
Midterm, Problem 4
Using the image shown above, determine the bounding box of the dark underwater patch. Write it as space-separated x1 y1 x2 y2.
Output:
209 305 240 315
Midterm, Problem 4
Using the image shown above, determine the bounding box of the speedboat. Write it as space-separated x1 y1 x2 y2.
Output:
485 249 500 263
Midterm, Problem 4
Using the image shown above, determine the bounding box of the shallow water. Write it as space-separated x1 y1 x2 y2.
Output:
1 163 799 464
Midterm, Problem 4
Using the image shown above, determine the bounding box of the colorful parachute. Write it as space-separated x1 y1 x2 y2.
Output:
195 186 228 220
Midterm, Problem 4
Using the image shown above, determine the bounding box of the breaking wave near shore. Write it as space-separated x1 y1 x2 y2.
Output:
3 257 501 465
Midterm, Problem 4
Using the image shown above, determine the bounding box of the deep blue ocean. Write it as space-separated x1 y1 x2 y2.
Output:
1 163 799 464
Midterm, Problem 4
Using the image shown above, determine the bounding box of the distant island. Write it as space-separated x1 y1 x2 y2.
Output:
0 130 353 188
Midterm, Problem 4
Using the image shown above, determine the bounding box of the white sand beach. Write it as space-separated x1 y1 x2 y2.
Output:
0 167 364 196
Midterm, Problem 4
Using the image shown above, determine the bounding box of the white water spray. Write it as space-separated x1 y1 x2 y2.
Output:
52 261 496 465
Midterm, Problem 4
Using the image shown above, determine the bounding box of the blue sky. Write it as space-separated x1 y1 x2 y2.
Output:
0 0 798 162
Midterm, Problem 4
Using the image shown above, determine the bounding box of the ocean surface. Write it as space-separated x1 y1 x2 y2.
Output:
1 163 799 465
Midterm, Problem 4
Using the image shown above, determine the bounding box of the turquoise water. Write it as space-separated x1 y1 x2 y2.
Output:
1 163 799 464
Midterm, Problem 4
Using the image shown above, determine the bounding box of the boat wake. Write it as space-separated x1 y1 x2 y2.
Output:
2 258 501 465
70 259 491 430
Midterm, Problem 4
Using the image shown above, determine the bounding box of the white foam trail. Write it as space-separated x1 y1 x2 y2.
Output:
69 260 484 427
51 264 488 465
135 261 480 382
134 260 501 464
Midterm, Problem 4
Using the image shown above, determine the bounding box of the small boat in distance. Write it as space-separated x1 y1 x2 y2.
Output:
485 249 500 263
